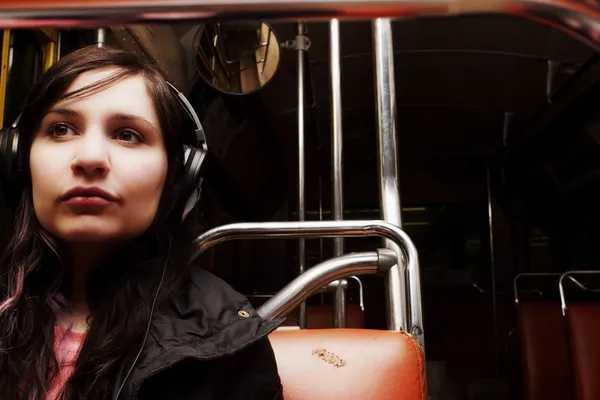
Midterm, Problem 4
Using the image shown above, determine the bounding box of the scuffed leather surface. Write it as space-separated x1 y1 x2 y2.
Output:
517 302 573 400
268 329 426 400
567 303 600 400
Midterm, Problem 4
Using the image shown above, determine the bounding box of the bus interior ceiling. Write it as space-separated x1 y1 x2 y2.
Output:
5 11 600 400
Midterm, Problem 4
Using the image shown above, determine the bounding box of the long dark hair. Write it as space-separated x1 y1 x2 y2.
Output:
0 45 200 399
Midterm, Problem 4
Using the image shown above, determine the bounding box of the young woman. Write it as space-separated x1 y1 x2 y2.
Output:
0 45 283 400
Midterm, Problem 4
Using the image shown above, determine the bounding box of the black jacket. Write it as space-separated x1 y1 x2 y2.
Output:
118 266 284 399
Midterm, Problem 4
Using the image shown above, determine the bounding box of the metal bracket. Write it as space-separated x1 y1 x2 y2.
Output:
281 34 312 51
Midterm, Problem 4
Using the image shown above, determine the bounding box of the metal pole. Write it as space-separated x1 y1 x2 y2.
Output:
331 18 344 257
56 31 62 61
333 279 347 326
296 21 308 329
317 115 325 305
97 28 105 47
258 250 395 320
486 165 499 376
318 175 324 262
372 18 409 333
330 18 346 328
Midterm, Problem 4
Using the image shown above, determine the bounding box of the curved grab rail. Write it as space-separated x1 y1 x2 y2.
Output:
348 276 365 311
258 249 395 320
247 275 364 312
326 275 364 315
559 270 600 316
513 272 560 304
566 275 600 293
472 282 514 297
3 1 600 58
192 219 423 344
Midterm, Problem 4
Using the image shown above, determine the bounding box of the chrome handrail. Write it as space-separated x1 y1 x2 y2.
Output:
559 270 600 316
513 272 561 304
348 276 365 311
258 249 395 320
192 219 424 345
566 275 600 293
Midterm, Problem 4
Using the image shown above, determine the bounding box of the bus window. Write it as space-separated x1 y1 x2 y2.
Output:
2 30 43 127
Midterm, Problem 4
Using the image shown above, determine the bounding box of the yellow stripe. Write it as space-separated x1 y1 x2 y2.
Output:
0 30 11 126
43 40 57 71
40 29 58 71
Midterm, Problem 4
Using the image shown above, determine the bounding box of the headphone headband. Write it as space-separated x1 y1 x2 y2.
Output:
165 82 207 151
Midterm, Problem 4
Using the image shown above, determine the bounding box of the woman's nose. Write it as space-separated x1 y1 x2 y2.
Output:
70 133 111 177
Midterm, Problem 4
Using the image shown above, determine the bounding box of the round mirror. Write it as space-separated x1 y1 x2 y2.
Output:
193 21 280 95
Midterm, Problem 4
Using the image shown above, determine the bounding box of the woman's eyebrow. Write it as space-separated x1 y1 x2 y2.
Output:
46 107 82 118
108 112 159 133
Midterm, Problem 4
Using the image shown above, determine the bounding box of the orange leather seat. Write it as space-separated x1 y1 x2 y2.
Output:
268 329 426 400
566 303 600 400
517 301 573 400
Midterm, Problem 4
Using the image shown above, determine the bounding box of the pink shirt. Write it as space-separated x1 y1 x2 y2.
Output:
46 326 86 400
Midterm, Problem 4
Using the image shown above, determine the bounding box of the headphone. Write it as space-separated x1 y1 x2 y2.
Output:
0 82 208 221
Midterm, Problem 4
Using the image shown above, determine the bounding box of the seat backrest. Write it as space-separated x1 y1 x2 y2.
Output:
517 301 573 400
566 302 600 400
443 286 515 378
268 329 426 400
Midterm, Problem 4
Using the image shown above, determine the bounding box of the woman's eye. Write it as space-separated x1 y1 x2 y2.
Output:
116 129 142 143
49 123 75 137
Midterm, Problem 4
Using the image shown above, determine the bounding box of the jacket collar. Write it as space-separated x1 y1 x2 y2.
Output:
121 267 283 398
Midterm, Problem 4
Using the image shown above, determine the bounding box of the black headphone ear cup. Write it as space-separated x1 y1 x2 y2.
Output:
182 144 207 220
0 127 14 180
0 127 22 208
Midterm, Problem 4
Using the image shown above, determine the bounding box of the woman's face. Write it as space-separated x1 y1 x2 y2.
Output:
29 68 168 244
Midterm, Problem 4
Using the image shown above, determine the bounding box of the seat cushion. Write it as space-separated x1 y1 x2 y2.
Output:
567 303 600 400
517 302 573 400
268 329 426 400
